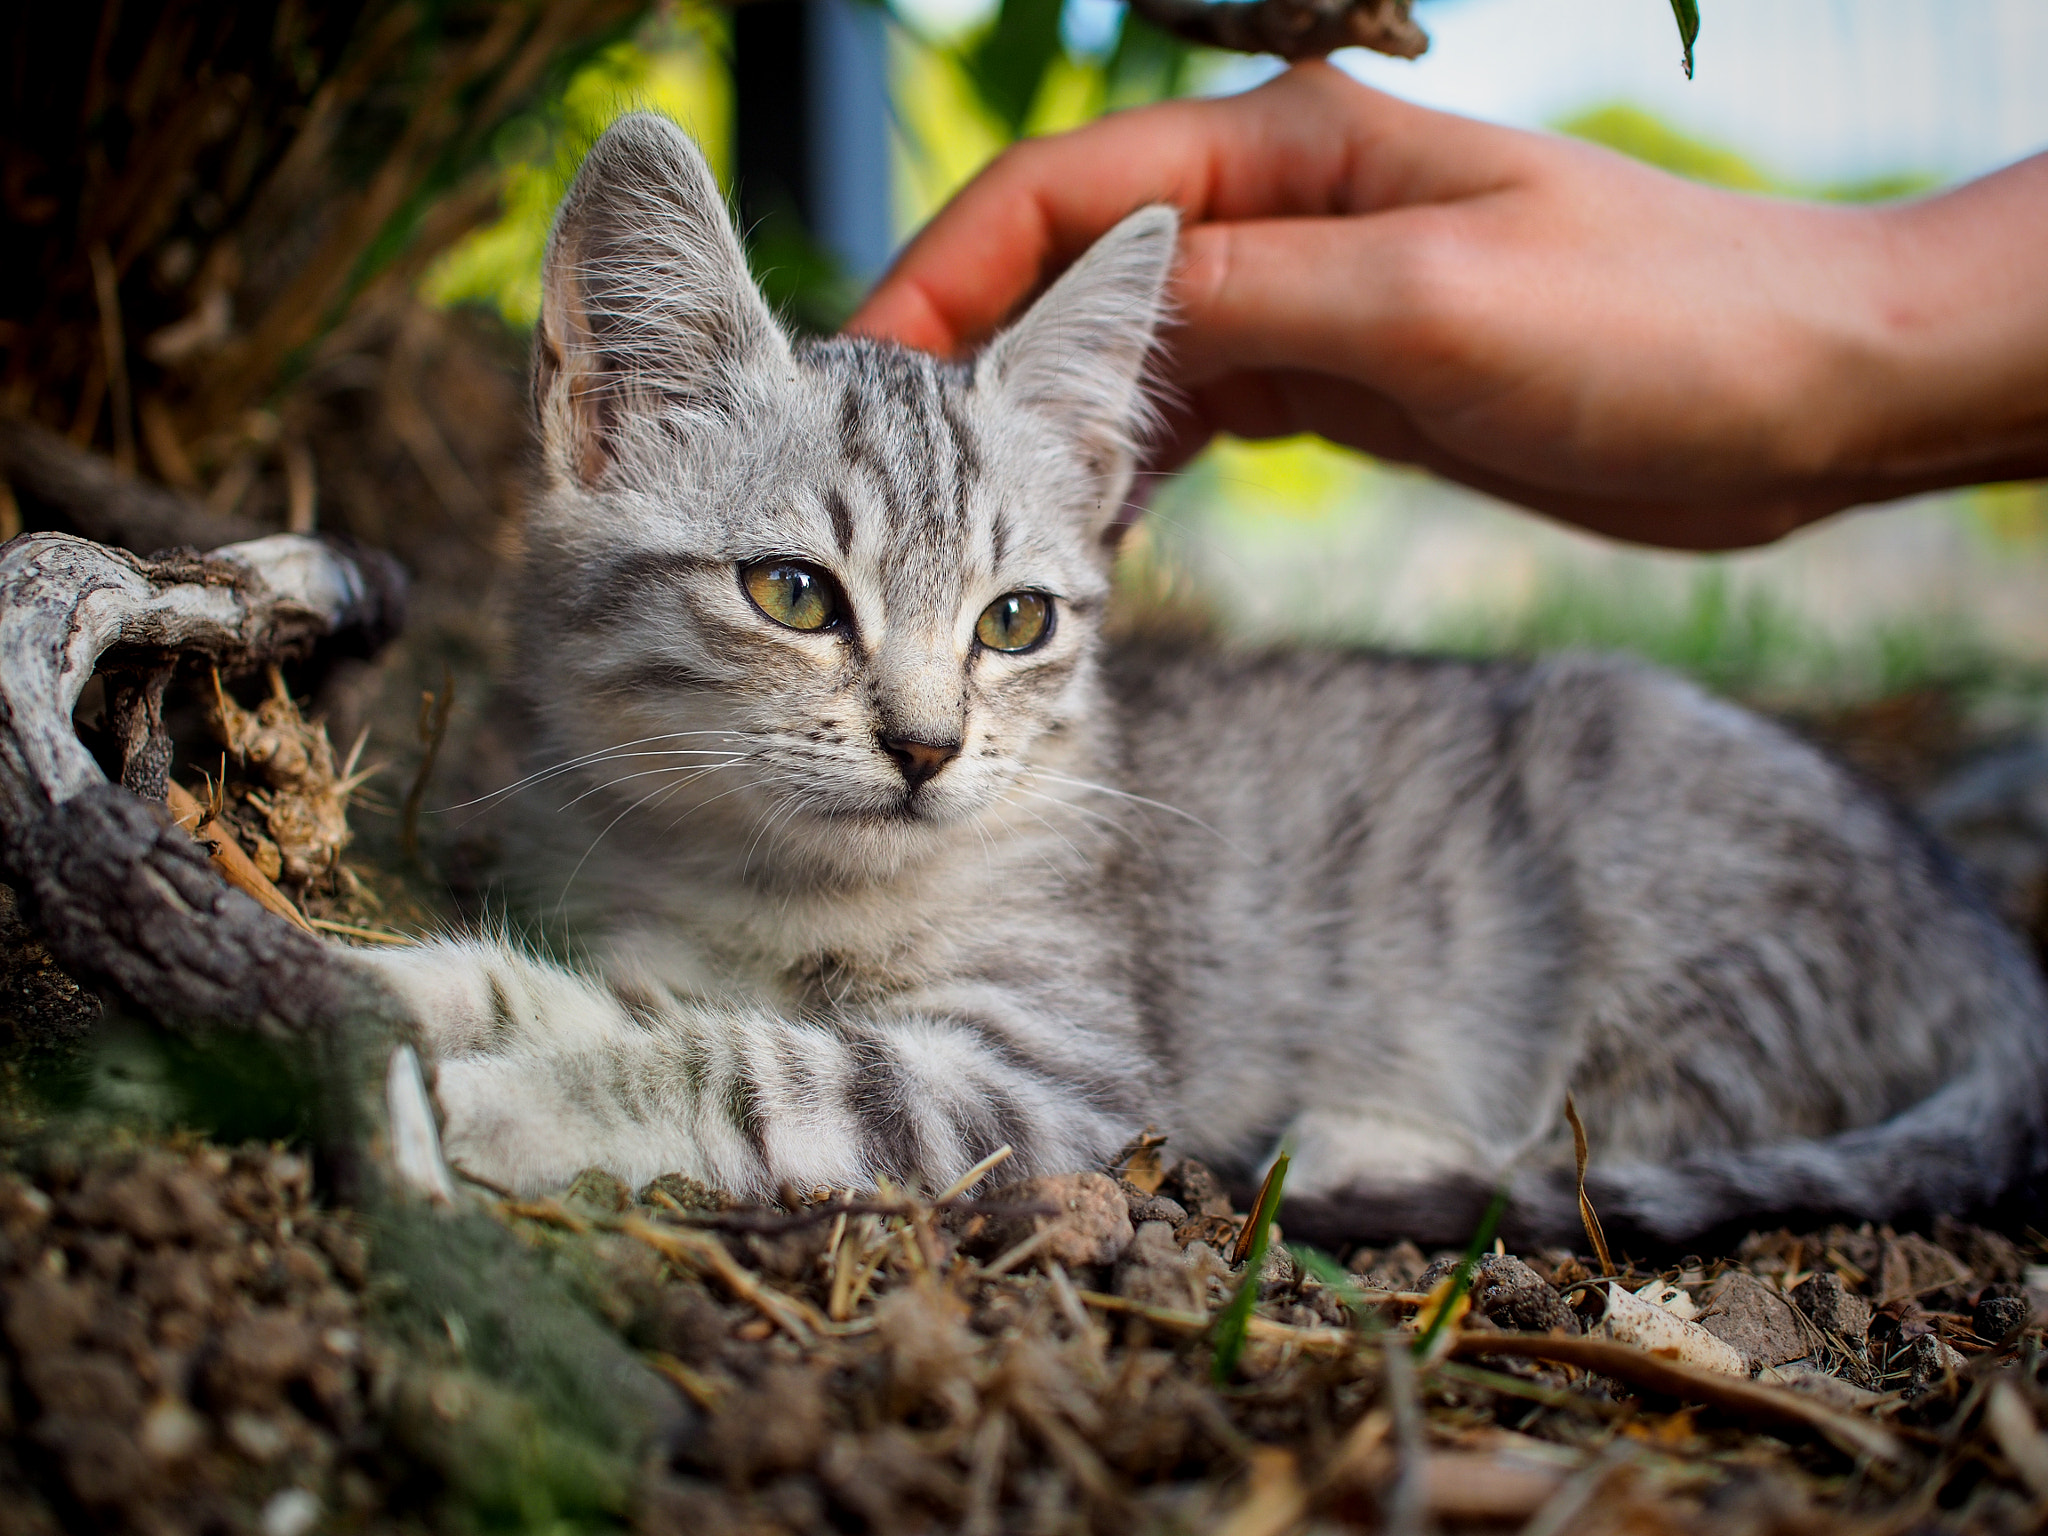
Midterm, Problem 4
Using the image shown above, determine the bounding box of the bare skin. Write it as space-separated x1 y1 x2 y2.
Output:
848 62 2048 551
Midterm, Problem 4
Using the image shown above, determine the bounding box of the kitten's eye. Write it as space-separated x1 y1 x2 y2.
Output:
742 560 839 632
975 592 1053 653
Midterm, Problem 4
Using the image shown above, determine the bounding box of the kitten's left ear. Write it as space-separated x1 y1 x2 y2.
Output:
536 113 793 487
975 205 1177 513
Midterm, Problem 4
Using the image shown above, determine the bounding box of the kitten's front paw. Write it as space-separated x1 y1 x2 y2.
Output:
427 1053 599 1198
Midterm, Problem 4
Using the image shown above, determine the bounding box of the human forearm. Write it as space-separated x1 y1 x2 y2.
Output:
853 66 2048 550
1829 153 2048 496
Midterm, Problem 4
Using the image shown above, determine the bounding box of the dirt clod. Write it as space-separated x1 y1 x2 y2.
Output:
1790 1269 1873 1342
1698 1270 1813 1371
982 1171 1134 1270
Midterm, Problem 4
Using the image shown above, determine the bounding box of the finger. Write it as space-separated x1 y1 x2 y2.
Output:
848 63 1521 356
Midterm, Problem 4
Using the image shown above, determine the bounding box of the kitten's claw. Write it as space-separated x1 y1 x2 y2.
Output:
386 1043 459 1205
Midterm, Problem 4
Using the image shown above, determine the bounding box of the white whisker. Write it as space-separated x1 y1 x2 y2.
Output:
1026 769 1248 857
437 729 759 812
555 755 749 812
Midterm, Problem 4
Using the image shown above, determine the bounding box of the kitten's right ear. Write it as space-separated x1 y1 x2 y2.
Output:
536 114 791 486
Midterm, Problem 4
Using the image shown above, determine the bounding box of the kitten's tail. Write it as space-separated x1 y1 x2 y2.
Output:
1575 1043 2048 1248
1283 1040 2048 1254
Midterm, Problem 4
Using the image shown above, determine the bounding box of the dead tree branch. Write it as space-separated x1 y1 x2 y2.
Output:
1123 0 1427 61
0 528 409 1195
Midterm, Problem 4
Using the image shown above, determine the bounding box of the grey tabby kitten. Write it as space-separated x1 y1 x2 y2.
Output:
366 113 2048 1246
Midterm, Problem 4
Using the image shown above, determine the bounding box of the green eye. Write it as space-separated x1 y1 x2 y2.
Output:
743 560 839 632
975 592 1053 653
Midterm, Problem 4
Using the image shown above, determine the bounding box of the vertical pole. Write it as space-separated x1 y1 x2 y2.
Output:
732 0 894 300
806 0 893 282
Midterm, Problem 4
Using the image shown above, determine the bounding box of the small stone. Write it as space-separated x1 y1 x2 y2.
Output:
1974 1285 2032 1344
1758 1359 1887 1411
988 1172 1134 1269
261 1488 322 1536
1352 1240 1427 1291
563 1166 632 1213
1411 1255 1577 1334
208 1309 319 1410
4 1272 95 1353
1119 1183 1186 1228
1115 1221 1229 1313
1900 1333 1969 1398
642 1173 727 1212
227 1410 292 1463
0 1174 54 1234
1159 1159 1235 1218
1790 1271 1873 1342
44 1417 150 1508
1697 1271 1811 1372
69 1156 228 1247
140 1398 206 1462
1474 1257 1579 1335
23 1349 144 1423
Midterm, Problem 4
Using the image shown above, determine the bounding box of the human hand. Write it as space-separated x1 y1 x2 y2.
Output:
851 63 2048 550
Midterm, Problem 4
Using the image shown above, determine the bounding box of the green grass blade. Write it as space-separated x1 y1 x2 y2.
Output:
1668 0 1701 78
1409 1185 1509 1360
1209 1152 1289 1382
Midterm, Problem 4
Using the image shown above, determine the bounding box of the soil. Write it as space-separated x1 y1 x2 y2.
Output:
4 1138 2048 1534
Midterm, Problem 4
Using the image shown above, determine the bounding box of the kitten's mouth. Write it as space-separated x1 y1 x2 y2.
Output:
791 785 950 828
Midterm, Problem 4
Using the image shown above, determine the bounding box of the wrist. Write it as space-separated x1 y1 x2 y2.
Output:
1816 157 2048 498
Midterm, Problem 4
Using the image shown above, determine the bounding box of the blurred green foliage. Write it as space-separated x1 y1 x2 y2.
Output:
1559 103 1938 203
425 0 1201 333
424 10 731 328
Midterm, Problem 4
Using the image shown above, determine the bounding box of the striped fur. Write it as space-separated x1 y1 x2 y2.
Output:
365 115 2048 1244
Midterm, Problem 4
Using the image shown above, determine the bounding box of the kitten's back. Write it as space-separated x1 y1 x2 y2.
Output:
1099 641 2048 1242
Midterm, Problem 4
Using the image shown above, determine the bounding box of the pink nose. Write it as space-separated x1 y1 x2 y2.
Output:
880 735 960 788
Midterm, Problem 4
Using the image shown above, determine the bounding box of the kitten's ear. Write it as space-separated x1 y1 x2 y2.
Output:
975 205 1177 505
535 113 792 486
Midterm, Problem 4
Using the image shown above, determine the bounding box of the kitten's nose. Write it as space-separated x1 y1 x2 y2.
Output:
880 734 960 788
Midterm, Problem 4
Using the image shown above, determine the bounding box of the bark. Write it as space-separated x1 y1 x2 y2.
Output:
0 527 408 1196
1123 0 1427 60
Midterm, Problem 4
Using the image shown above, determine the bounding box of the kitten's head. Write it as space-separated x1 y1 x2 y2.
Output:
525 113 1174 884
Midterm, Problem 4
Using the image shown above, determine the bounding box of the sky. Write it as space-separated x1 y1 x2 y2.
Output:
1213 0 2048 188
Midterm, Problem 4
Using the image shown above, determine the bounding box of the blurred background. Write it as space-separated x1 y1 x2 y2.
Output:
415 0 2048 711
5 0 2048 927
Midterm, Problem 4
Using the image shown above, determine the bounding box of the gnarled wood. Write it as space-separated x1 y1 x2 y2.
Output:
0 528 410 1196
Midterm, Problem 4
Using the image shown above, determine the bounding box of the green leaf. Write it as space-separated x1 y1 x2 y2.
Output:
1209 1151 1289 1382
967 0 1067 135
1667 0 1700 79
